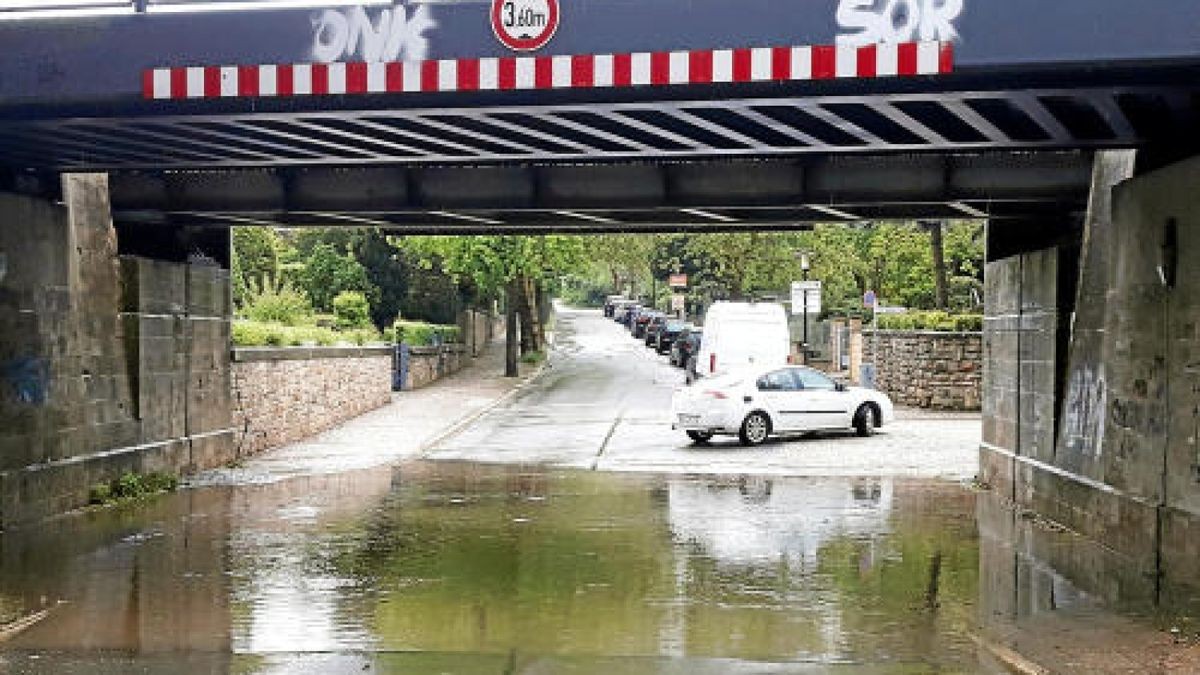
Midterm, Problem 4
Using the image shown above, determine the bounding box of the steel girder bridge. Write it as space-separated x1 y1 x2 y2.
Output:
0 0 1198 233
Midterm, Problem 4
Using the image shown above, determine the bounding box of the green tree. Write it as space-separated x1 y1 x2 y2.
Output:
394 235 585 376
302 242 375 313
231 227 282 307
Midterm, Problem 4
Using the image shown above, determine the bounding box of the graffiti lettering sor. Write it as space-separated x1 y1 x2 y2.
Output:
836 0 963 48
312 4 436 63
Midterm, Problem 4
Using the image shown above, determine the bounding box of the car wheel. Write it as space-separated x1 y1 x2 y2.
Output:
739 411 771 446
686 430 714 444
854 404 878 437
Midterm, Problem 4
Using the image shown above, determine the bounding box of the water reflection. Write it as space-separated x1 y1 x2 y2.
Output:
0 463 983 672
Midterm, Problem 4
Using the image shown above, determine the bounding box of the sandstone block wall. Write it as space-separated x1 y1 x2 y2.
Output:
0 176 234 527
231 346 393 455
979 151 1200 612
862 331 982 410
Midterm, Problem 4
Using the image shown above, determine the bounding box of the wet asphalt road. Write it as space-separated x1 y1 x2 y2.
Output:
428 307 981 480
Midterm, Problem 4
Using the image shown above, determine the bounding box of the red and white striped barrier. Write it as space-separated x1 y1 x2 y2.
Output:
144 42 953 100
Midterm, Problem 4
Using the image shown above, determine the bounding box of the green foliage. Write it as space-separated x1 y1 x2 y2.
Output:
240 278 313 326
394 235 586 298
876 311 982 332
520 350 546 364
302 242 374 312
231 227 282 307
233 320 383 347
333 291 372 329
89 471 178 506
558 276 610 307
391 320 461 346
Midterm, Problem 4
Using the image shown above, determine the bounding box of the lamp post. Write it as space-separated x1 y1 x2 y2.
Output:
797 251 811 364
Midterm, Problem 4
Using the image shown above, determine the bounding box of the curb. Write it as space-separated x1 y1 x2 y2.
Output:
417 358 553 457
969 633 1051 675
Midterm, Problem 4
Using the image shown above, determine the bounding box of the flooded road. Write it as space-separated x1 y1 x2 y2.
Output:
4 308 1182 673
1 464 984 673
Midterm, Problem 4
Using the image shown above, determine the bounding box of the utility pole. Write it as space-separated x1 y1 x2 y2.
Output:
797 251 811 364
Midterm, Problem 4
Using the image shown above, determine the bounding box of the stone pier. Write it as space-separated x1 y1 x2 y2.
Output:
0 174 234 527
980 151 1200 612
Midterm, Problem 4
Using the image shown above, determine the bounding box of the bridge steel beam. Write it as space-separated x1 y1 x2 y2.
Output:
109 151 1092 233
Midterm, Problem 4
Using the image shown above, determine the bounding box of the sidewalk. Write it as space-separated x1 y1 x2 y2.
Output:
191 341 542 486
976 611 1200 674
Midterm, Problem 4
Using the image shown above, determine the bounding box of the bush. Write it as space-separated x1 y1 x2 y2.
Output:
233 320 383 347
876 311 982 332
392 320 460 346
241 279 313 326
333 291 372 330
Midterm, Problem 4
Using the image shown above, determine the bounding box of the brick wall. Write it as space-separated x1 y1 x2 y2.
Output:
230 346 393 455
862 330 982 410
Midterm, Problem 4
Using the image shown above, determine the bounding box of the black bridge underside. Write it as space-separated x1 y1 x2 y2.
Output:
107 151 1091 234
3 73 1197 233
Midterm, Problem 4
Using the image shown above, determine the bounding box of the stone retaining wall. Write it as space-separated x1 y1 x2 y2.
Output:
862 330 982 410
231 346 392 455
406 344 470 390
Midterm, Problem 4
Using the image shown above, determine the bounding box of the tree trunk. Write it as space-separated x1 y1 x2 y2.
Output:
505 278 519 377
536 281 550 349
517 274 537 354
927 221 949 309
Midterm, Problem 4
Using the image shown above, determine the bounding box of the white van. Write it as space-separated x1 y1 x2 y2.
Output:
691 301 790 383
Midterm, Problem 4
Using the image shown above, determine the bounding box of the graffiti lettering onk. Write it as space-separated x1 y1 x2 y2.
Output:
312 5 436 63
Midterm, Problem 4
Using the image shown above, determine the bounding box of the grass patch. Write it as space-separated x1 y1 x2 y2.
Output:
520 350 546 365
88 471 179 507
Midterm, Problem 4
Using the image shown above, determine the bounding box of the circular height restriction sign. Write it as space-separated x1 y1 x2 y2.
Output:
491 0 560 52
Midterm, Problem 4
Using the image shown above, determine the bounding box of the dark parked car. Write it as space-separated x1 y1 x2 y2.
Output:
619 304 641 328
671 328 702 367
604 295 627 318
633 311 661 339
644 314 670 347
655 320 689 354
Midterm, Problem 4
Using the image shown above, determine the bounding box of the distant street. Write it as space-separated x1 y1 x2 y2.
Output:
428 307 982 480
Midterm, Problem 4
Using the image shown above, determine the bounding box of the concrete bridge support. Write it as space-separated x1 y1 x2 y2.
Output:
0 174 234 528
981 151 1200 612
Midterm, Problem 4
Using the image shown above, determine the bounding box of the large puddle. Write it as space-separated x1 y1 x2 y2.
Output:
0 463 988 673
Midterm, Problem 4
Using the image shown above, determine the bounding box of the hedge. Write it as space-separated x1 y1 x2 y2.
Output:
875 311 983 332
390 320 461 346
233 320 383 347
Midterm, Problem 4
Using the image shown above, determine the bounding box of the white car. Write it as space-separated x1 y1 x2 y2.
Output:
671 365 894 446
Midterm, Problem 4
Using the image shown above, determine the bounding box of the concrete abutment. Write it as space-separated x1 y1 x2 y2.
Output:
0 174 234 528
981 150 1200 613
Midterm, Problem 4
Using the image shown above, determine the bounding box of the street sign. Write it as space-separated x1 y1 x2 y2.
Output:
671 294 686 312
863 290 877 309
668 274 688 288
491 0 561 52
790 281 822 315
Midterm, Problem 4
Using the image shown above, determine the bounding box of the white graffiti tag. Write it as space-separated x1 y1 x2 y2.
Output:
836 0 963 48
312 4 436 63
